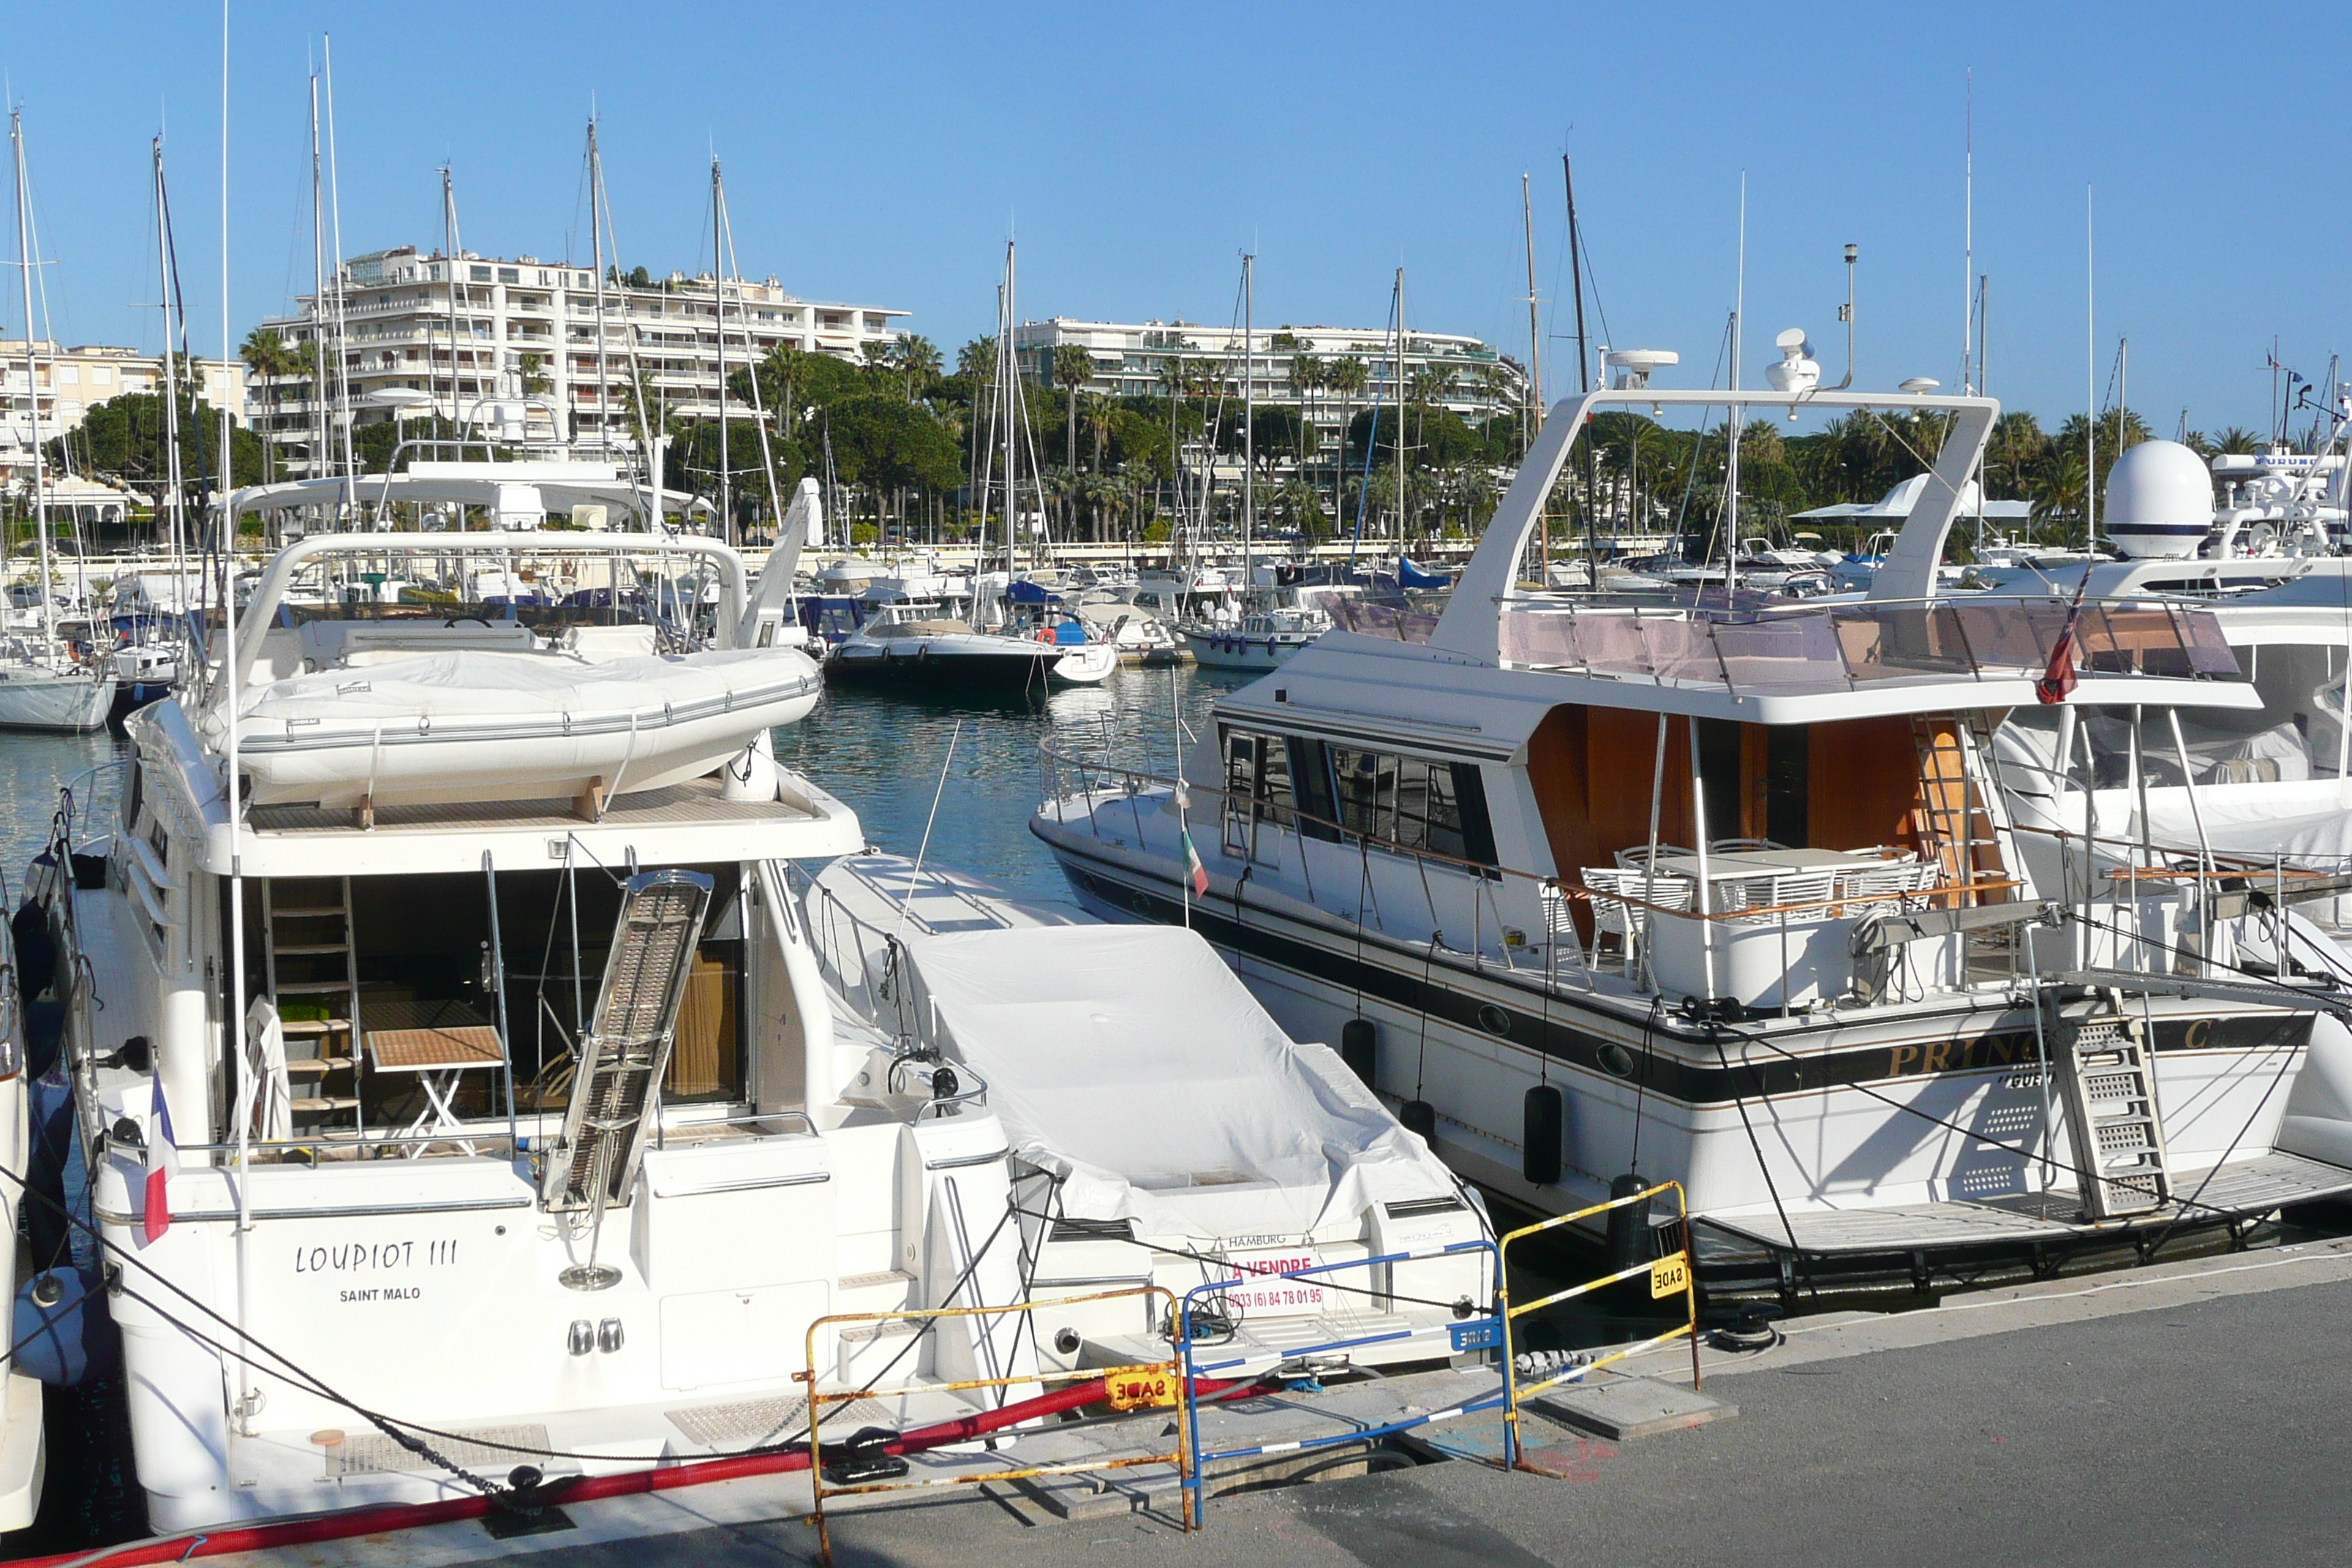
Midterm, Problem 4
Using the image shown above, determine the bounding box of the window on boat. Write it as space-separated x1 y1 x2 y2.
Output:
1220 725 1495 866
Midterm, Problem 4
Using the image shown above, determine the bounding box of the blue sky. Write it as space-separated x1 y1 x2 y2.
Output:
6 1 2345 439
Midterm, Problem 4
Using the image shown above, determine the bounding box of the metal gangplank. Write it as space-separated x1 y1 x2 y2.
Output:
2048 996 2173 1219
539 870 714 1218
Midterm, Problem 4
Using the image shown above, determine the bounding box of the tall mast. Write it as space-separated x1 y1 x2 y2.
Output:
1001 241 1018 580
12 112 53 650
711 157 729 546
309 72 328 486
154 136 186 565
713 162 781 541
323 36 355 503
441 167 462 434
1725 172 1746 595
588 120 611 453
2086 186 2096 552
1241 251 1254 584
1961 67 1974 394
1521 173 1543 451
1390 266 1403 546
1564 153 1594 578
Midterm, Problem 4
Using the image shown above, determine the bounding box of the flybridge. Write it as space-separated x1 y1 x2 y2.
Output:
1493 597 2242 697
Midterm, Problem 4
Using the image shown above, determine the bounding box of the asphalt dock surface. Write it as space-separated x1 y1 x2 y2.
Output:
240 1240 2352 1568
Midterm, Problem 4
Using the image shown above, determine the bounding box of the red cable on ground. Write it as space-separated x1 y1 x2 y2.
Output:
5 1374 1251 1568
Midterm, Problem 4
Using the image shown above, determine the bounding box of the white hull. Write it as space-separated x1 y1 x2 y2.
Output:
1181 629 1313 671
0 664 116 731
1034 796 2349 1262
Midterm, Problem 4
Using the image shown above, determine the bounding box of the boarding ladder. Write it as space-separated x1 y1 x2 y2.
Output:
1910 714 2021 903
260 877 364 1135
539 870 714 1213
2048 998 2173 1219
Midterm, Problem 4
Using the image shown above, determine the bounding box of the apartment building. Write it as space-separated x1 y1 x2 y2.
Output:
1 340 246 490
1011 317 1528 468
253 247 908 477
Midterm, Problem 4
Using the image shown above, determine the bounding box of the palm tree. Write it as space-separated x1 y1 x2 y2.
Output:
893 333 943 401
1052 343 1093 476
761 342 816 437
1081 391 1117 474
2213 426 2262 455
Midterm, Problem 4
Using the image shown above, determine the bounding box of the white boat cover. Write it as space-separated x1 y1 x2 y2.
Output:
229 646 820 807
903 923 1458 1238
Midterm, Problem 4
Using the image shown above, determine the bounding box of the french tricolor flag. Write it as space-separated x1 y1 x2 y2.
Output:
143 1077 178 1243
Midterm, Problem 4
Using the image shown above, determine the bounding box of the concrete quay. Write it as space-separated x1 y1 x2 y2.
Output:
211 1235 2352 1568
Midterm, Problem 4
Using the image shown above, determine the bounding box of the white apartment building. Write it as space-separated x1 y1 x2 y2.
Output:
2 339 247 491
1011 317 1528 468
256 246 909 476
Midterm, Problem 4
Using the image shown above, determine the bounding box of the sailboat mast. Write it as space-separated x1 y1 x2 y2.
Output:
589 121 611 454
1390 266 1403 547
154 137 186 565
309 73 328 488
1242 251 1254 585
12 113 53 650
442 169 464 435
712 159 729 546
322 37 355 501
1001 241 1018 580
1725 172 1746 596
1564 153 1595 580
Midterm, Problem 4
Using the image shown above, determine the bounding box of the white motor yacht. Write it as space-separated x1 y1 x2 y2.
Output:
1035 376 2352 1294
828 601 1115 690
38 487 1049 1531
802 853 1494 1376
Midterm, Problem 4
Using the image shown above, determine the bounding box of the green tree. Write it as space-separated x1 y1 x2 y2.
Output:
1052 343 1093 476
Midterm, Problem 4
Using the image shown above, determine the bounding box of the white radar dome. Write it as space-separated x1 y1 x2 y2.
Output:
2104 440 2215 559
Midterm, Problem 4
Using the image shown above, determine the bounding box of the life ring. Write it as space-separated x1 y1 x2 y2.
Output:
1035 628 1054 644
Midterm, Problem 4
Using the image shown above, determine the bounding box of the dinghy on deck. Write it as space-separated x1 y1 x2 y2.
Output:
804 853 1493 1376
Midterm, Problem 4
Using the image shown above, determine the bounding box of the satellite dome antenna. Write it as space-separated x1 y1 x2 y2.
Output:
1605 348 1678 417
1766 327 1820 417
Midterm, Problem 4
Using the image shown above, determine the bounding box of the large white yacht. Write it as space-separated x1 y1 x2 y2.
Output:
39 486 1049 1531
1035 377 2352 1292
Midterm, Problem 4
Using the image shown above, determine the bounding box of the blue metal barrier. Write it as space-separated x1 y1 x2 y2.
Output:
1177 1237 1509 1527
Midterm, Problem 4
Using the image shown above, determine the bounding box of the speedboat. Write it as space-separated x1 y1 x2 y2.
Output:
802 853 1494 1376
828 601 1115 690
34 474 1048 1531
1034 372 2352 1295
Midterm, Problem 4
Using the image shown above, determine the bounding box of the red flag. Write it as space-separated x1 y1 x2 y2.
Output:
2035 626 2078 705
143 1077 178 1243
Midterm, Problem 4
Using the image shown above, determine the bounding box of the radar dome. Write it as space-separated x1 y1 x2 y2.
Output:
2104 440 2215 559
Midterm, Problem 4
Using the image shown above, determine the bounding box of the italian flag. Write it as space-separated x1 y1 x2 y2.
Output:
143 1077 178 1243
1175 782 1210 896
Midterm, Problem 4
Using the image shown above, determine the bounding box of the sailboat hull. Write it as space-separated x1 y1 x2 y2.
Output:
0 666 116 731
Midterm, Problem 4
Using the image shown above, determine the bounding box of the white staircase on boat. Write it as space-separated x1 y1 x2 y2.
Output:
261 877 363 1136
2051 1002 2173 1218
540 870 714 1213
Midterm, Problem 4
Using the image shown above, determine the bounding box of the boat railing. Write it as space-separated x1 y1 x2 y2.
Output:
167 1125 522 1164
1486 594 2239 695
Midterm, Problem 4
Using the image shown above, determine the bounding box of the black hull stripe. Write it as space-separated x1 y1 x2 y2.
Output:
1041 837 2313 1107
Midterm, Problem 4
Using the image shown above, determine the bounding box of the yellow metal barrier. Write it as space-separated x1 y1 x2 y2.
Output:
1497 1180 1700 1466
799 1285 1187 1564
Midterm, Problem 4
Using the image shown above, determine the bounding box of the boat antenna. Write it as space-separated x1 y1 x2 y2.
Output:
895 720 963 939
1961 67 1974 396
2085 184 2095 554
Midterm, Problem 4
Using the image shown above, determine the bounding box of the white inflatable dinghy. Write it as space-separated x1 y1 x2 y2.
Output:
225 645 821 809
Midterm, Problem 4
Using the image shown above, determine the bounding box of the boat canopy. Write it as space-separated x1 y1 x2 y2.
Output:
902 922 1458 1238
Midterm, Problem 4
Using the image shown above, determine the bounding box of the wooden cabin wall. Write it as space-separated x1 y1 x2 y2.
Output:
1805 716 1926 853
1524 705 1699 881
